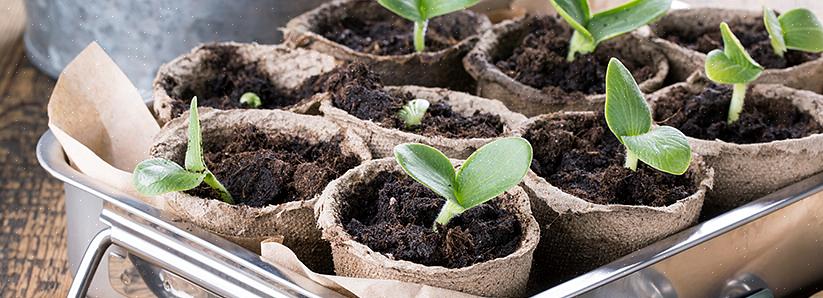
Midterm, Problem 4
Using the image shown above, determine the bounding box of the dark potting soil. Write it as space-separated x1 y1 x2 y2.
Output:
316 1 480 55
340 172 522 268
495 15 655 96
186 125 361 207
654 84 823 144
325 63 504 138
524 114 696 207
657 16 820 69
160 44 321 119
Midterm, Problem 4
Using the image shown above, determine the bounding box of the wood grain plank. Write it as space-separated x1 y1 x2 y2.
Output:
0 0 71 297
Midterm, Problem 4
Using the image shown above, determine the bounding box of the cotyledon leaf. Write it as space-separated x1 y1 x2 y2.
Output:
622 126 692 175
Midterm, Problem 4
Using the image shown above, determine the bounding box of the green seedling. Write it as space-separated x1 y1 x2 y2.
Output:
240 92 262 108
377 0 480 52
397 98 430 128
394 137 532 229
605 58 691 175
550 0 672 61
704 22 764 124
764 7 823 58
132 97 234 204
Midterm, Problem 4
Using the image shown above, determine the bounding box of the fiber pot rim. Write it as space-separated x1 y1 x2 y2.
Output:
648 7 823 83
150 107 373 237
282 0 492 61
319 85 527 142
647 74 823 151
463 16 669 105
152 41 339 125
315 158 541 274
513 111 714 214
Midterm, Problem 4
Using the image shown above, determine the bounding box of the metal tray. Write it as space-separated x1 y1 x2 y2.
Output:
37 129 823 297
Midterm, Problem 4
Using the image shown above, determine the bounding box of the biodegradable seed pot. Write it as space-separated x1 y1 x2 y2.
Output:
283 0 492 91
650 8 823 89
463 15 669 116
317 63 527 158
315 158 540 297
153 42 340 125
148 108 371 273
649 76 823 213
515 112 713 287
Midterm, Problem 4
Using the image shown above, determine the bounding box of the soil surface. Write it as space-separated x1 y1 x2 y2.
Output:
657 16 820 69
185 125 361 207
340 171 522 268
316 1 481 55
524 114 696 206
654 84 823 144
325 63 504 138
160 44 322 119
495 15 654 96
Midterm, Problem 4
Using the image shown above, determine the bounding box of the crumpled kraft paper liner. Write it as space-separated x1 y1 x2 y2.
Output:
648 74 823 213
463 16 668 117
319 85 528 159
260 241 478 298
48 42 490 297
46 42 164 208
648 8 823 90
153 42 340 126
315 158 540 297
150 107 372 273
283 0 492 92
512 111 714 287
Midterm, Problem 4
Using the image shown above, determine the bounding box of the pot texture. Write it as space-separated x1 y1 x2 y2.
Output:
315 158 540 297
648 76 823 213
150 108 372 273
649 8 823 90
319 85 527 158
514 112 714 287
283 0 492 91
464 15 668 116
153 42 339 125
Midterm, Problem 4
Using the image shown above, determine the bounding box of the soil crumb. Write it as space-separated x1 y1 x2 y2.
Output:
341 172 522 268
186 125 361 207
524 113 696 206
325 63 504 138
495 15 654 95
657 15 820 69
654 84 823 144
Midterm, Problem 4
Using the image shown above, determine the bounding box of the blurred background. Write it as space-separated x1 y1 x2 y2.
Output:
1 0 822 296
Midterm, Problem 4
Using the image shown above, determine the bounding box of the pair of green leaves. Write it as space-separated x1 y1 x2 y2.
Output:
551 0 672 60
397 99 430 128
377 0 480 52
764 7 823 58
605 58 691 175
704 23 764 123
132 97 234 204
394 137 532 227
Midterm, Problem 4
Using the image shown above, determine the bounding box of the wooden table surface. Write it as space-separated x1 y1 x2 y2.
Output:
0 0 72 296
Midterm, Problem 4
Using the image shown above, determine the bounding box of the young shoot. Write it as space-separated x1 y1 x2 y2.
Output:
393 137 532 229
605 58 691 175
550 0 672 61
763 7 823 58
132 97 234 204
397 98 430 128
240 92 262 108
704 22 764 124
377 0 480 52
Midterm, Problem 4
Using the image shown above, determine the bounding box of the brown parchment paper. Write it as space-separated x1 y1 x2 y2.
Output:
46 42 163 208
47 42 480 297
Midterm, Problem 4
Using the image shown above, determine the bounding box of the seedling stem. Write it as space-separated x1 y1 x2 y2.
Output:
728 83 747 124
414 21 427 52
434 200 466 227
624 150 639 171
